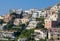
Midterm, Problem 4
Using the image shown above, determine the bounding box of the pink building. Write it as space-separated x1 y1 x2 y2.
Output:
4 14 12 22
44 18 52 29
44 18 57 29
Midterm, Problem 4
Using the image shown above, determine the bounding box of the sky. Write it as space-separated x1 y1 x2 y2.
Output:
0 0 60 16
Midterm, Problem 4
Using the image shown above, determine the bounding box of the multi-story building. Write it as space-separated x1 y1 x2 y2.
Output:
32 12 39 18
14 18 21 26
47 28 60 41
4 14 12 23
16 9 23 14
26 21 37 29
44 18 52 29
31 29 46 41
14 18 29 26
0 16 4 20
40 10 47 18
44 4 60 29
0 31 15 41
24 9 46 19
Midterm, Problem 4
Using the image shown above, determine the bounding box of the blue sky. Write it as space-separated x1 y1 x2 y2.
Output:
0 0 60 15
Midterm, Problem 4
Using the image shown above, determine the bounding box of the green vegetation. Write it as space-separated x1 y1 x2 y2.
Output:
36 16 44 21
39 39 46 41
19 29 34 38
5 23 13 30
15 29 34 41
15 36 19 41
36 22 44 28
39 37 46 41
0 19 4 24
36 16 45 30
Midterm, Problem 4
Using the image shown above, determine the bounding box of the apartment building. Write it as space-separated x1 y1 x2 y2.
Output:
24 9 47 19
26 21 37 29
14 18 29 26
31 29 46 41
16 9 23 14
14 18 21 26
40 10 47 18
0 16 4 20
32 12 39 18
4 14 12 23
44 18 52 29
44 4 60 29
0 31 15 40
47 28 60 41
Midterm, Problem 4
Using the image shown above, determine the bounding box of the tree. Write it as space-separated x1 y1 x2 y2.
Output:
36 22 44 29
19 29 34 40
0 19 3 25
36 16 44 21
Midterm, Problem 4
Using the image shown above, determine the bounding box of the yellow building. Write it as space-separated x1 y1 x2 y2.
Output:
14 18 29 26
0 16 4 20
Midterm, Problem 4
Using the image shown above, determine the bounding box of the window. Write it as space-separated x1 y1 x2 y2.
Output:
55 15 56 17
57 38 59 40
51 34 53 36
58 34 59 36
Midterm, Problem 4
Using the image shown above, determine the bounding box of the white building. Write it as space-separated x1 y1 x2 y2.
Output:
2 31 15 39
16 9 23 14
40 10 47 18
37 11 42 18
0 31 15 40
18 38 27 41
9 9 16 13
14 18 21 26
32 12 38 18
14 18 29 26
26 21 37 29
0 16 4 20
32 29 46 41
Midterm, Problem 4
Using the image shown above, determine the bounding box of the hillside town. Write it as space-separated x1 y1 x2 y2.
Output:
0 3 60 41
